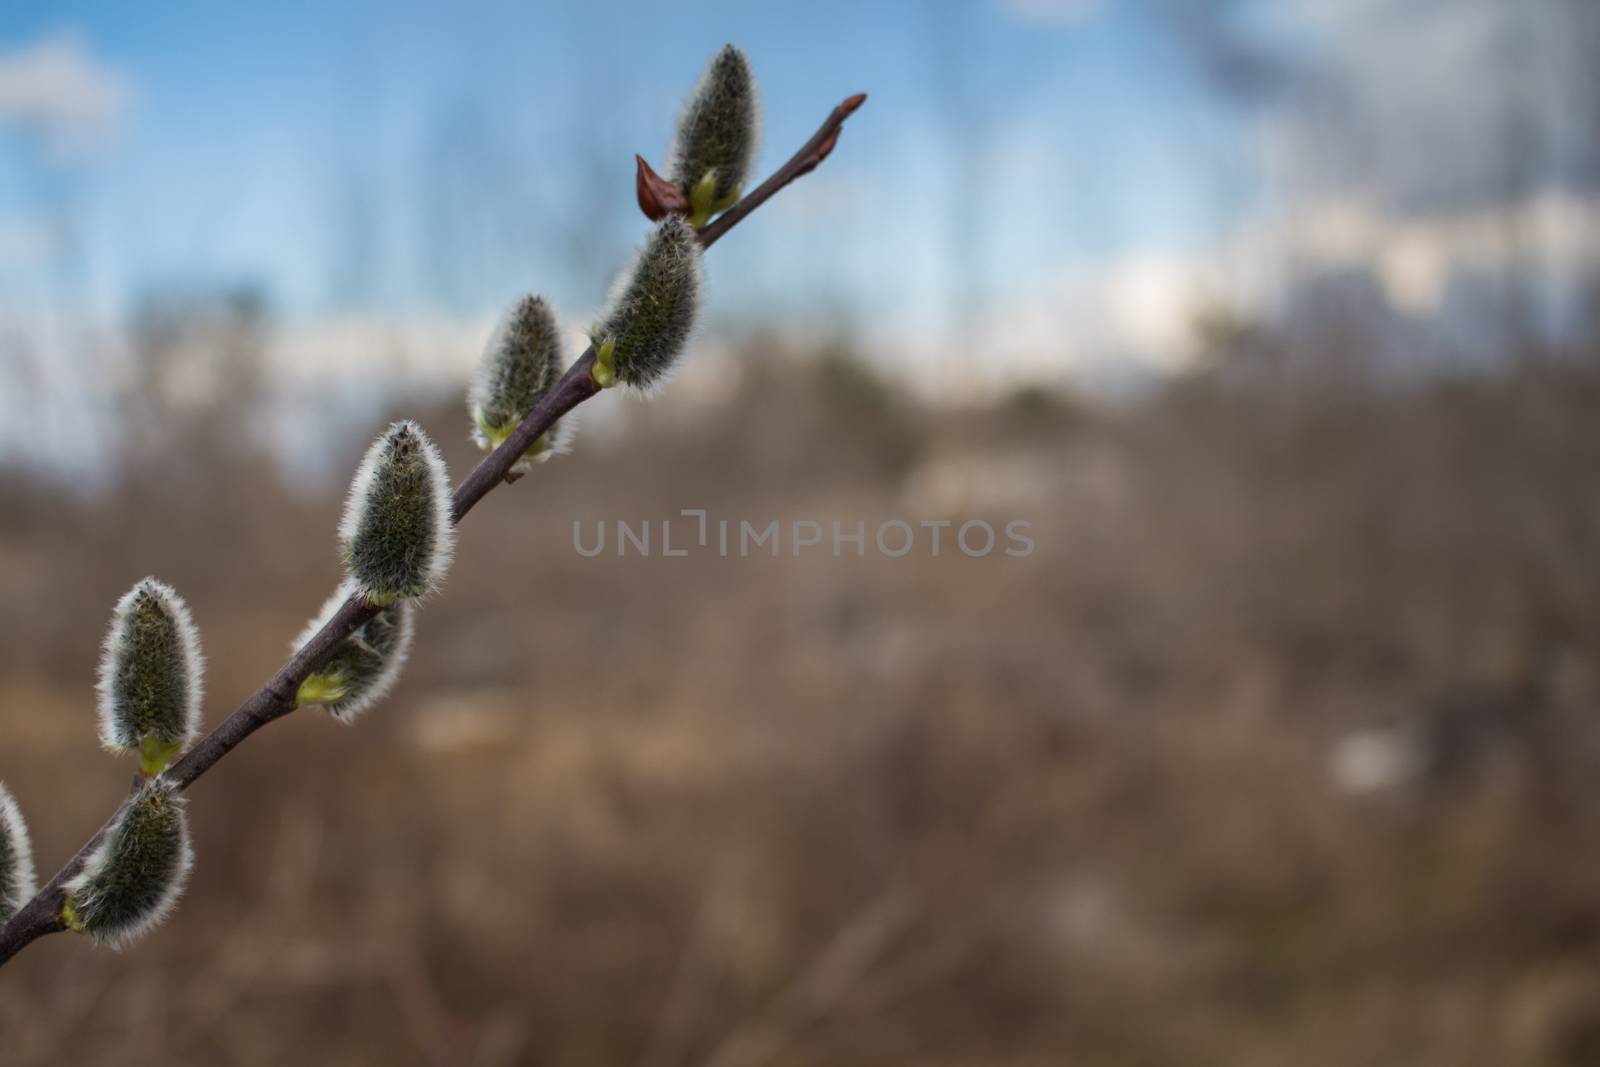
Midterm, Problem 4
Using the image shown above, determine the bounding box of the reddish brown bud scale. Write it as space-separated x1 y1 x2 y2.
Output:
636 154 690 221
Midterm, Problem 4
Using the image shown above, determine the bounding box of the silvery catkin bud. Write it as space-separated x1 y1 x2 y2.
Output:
97 578 204 776
670 44 759 225
339 420 455 603
0 783 36 921
63 778 193 948
590 216 702 390
469 294 572 472
294 582 415 724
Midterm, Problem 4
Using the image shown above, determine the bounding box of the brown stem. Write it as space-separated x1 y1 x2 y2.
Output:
698 92 866 250
0 91 866 969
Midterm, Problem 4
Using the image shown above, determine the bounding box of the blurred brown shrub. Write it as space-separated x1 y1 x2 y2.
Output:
2 337 1600 1065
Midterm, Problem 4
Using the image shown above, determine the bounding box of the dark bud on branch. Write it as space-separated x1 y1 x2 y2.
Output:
63 778 193 948
294 582 415 724
340 421 455 603
636 155 690 221
669 44 759 226
0 783 36 922
470 294 572 472
591 216 702 390
97 578 205 776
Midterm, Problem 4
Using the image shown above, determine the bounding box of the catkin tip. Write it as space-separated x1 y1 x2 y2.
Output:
669 44 760 221
468 294 574 472
340 421 455 601
95 578 205 770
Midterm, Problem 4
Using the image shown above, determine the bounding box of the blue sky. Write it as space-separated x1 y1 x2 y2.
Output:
0 0 1244 338
3 0 1582 456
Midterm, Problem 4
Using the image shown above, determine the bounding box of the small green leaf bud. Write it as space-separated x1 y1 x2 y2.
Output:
469 294 572 473
0 783 37 921
339 420 455 603
63 778 193 948
294 582 415 724
96 578 204 776
670 44 759 226
590 216 702 390
592 338 617 389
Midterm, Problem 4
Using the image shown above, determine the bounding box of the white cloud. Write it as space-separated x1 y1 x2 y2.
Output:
1238 191 1600 316
0 31 130 158
1000 0 1104 26
884 185 1600 399
1264 0 1588 214
270 312 489 389
853 247 1212 401
985 252 1208 381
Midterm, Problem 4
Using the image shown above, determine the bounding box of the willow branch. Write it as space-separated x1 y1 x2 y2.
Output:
0 91 866 968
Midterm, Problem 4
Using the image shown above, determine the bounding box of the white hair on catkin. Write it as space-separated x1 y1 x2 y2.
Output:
592 216 704 392
95 577 205 754
338 420 455 601
0 782 37 918
470 296 558 421
293 580 359 655
65 778 194 949
468 295 577 474
292 580 417 724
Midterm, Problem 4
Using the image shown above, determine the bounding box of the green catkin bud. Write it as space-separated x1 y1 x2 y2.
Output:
63 778 193 948
469 294 572 473
670 44 760 226
590 216 702 390
293 582 415 724
0 783 37 921
339 420 455 603
96 578 204 776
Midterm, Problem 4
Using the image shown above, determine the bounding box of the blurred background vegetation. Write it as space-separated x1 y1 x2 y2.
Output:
3 1 1600 1064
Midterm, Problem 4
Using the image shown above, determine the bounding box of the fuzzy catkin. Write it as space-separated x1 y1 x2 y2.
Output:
64 779 193 948
670 44 759 214
294 582 415 723
0 783 36 921
469 294 570 472
591 216 702 389
339 421 454 602
96 578 204 763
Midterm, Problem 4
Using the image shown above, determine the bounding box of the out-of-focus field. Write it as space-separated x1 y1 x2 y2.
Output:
3 341 1600 1066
